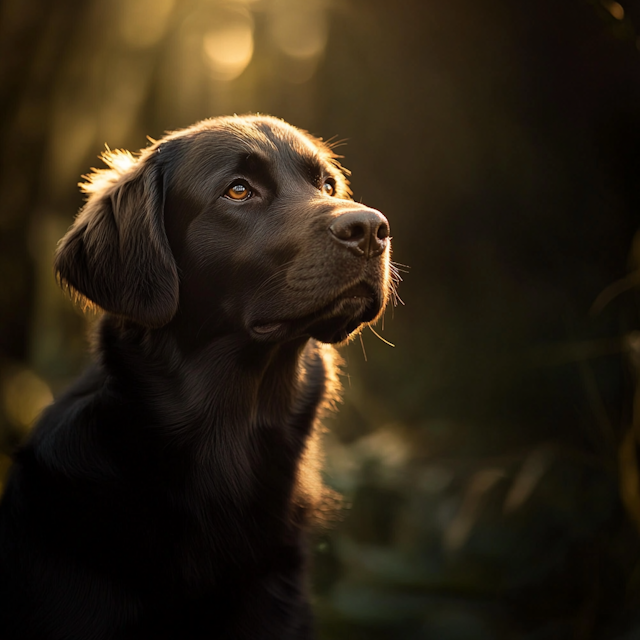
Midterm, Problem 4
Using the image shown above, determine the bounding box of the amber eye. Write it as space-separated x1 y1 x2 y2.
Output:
224 181 252 201
322 180 335 197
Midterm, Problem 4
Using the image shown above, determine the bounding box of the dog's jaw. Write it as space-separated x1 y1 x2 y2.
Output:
249 278 387 345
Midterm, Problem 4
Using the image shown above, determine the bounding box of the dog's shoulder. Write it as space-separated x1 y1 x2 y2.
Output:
15 364 124 485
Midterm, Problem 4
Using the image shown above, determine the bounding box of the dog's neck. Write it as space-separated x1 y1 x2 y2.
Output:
95 314 312 436
92 315 330 517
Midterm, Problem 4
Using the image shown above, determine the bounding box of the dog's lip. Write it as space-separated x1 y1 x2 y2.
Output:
252 322 285 335
250 280 377 339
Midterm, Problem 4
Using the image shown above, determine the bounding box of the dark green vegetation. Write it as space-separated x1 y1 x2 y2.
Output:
1 0 640 637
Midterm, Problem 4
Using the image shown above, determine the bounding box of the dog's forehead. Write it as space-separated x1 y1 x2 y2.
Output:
238 118 321 156
172 117 331 174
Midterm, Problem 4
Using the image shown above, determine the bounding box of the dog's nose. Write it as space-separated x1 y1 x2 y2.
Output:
329 210 390 258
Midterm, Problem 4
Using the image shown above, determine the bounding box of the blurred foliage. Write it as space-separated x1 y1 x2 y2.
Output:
3 0 640 637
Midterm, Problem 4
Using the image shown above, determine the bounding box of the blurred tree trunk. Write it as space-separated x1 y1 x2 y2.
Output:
0 0 84 439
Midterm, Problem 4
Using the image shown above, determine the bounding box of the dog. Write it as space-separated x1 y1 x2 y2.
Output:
0 115 391 639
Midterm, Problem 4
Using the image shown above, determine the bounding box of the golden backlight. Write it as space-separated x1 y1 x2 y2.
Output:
203 6 255 81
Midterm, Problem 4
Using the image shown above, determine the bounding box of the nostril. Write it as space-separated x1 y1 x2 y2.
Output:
376 222 390 240
330 220 364 242
347 224 366 242
329 209 390 258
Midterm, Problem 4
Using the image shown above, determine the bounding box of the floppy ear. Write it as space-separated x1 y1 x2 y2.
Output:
54 150 179 328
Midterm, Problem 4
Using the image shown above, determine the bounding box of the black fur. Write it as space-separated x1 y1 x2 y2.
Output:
0 115 391 640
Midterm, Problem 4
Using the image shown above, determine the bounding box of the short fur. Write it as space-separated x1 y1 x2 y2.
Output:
0 115 391 640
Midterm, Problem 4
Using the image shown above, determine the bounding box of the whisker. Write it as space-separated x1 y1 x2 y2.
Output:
389 265 405 283
368 325 395 347
394 293 405 306
386 275 404 308
325 136 349 151
331 137 348 148
358 332 368 362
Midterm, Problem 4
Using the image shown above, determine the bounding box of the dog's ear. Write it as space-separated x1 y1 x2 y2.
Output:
54 149 179 328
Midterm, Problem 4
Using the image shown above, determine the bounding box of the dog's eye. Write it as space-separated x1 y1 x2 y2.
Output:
322 179 335 197
224 181 253 201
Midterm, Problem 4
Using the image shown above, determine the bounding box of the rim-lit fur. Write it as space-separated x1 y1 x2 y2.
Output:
0 115 392 640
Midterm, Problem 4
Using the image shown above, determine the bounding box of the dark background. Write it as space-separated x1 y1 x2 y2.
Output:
2 0 640 637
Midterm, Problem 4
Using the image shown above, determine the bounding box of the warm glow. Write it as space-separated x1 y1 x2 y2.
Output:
48 108 97 195
2 369 53 430
270 2 328 60
119 0 175 48
603 0 625 20
203 10 254 82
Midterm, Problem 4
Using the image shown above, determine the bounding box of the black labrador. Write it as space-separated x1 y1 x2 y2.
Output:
0 115 391 640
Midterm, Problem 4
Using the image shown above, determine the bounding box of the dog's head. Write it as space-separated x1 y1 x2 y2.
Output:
55 115 392 345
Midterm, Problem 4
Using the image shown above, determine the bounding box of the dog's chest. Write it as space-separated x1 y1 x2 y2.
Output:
164 421 306 582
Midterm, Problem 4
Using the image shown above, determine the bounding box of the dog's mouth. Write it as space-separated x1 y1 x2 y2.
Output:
251 281 382 344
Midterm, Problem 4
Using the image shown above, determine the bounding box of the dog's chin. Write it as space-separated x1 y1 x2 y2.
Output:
306 314 366 344
251 284 383 345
